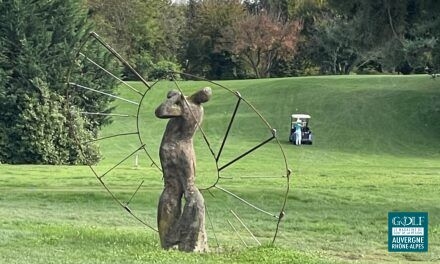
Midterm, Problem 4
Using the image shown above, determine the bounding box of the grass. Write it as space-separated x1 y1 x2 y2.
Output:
1 75 439 263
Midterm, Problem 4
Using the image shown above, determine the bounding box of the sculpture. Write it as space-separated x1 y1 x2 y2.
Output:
155 87 212 252
69 33 291 252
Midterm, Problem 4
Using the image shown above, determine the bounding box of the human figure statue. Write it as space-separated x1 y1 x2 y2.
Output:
155 87 212 252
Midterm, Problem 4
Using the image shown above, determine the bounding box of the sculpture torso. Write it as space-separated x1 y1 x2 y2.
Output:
159 103 203 191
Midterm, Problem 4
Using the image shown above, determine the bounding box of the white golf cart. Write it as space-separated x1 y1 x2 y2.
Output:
289 114 313 145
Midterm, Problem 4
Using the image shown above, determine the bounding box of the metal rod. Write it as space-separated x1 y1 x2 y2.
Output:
69 82 139 105
99 144 146 179
215 185 279 219
205 204 220 248
89 32 151 89
216 93 242 162
230 209 261 246
88 163 157 232
218 135 275 172
227 219 248 247
126 180 144 206
79 53 143 96
80 112 134 117
84 132 139 143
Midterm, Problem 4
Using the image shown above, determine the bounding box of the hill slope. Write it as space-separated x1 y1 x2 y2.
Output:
101 75 440 162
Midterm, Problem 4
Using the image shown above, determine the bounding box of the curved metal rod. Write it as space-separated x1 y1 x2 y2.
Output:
135 79 162 172
171 71 291 176
272 169 291 244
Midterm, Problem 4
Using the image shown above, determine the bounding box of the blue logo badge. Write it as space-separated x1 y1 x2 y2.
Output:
388 212 428 252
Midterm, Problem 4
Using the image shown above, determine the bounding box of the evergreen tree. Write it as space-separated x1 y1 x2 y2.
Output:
0 0 118 164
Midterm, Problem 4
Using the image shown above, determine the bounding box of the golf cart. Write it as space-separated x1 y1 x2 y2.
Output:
289 114 313 145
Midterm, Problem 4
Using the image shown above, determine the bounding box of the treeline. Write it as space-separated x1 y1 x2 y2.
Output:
88 0 440 79
1 0 439 164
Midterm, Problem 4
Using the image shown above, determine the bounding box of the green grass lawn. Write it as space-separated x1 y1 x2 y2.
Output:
1 75 439 263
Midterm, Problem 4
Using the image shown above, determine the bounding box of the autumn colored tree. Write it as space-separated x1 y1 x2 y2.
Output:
223 11 302 78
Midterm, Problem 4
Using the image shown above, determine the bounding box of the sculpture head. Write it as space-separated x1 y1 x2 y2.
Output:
155 87 212 119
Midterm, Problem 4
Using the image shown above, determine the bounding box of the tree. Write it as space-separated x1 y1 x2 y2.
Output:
182 0 246 79
309 13 358 74
0 0 119 164
222 11 302 78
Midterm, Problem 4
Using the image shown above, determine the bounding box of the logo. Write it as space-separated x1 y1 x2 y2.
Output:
388 212 428 252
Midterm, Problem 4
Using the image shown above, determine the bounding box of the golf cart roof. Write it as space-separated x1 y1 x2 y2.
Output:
291 114 311 119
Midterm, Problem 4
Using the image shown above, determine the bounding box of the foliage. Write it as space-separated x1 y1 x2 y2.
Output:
0 0 117 164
